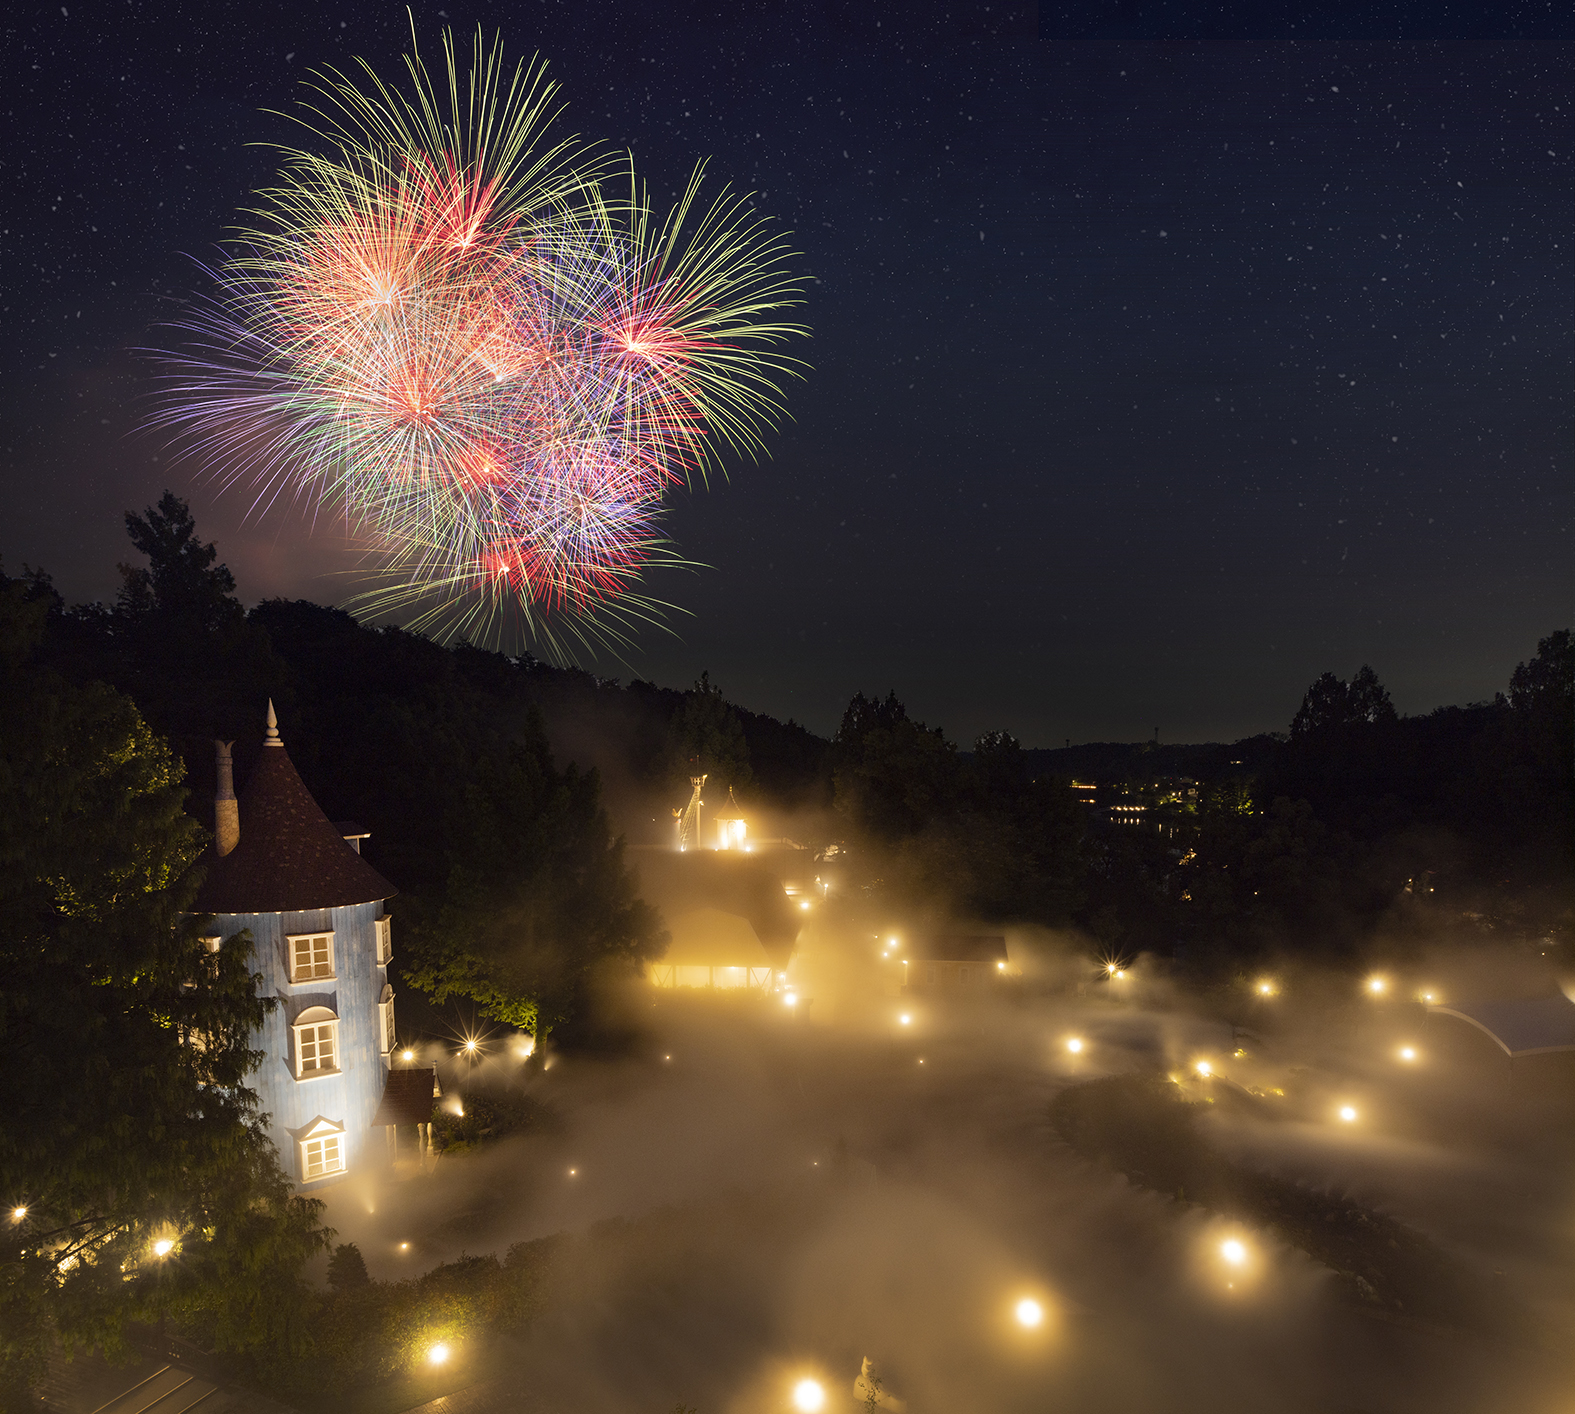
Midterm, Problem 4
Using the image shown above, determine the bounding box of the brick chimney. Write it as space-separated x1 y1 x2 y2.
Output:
214 739 240 857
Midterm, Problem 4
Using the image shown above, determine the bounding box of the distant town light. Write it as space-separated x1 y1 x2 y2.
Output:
792 1378 826 1411
1220 1239 1247 1266
428 1343 450 1365
1339 1105 1358 1122
1066 1037 1084 1054
1015 1297 1044 1327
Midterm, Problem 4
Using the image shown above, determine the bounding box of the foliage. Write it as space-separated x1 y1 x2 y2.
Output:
430 1089 554 1155
1050 1074 1510 1332
1290 664 1397 738
665 671 753 797
0 575 329 1393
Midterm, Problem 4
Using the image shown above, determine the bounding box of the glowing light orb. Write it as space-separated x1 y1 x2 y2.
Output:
12 1207 27 1221
402 1049 414 1061
568 1167 577 1176
1015 1297 1044 1327
153 1239 174 1257
1195 1061 1212 1077
1399 1046 1417 1062
1420 990 1437 1004
1221 1239 1247 1266
463 1039 478 1053
783 992 798 1008
1114 969 1126 979
428 1343 450 1365
1366 977 1387 995
792 1378 826 1411
899 1013 912 1026
1256 981 1275 996
400 1242 410 1250
1339 1106 1358 1122
1066 1038 1084 1054
799 900 811 910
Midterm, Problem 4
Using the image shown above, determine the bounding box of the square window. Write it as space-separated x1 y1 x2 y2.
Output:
288 933 334 982
301 1132 344 1180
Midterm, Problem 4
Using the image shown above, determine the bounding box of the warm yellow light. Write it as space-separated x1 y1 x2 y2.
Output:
11 1207 26 1221
1256 981 1274 996
888 936 898 946
997 961 1006 970
1114 969 1127 979
792 1378 826 1411
153 1239 173 1257
1195 1061 1212 1077
1220 1239 1246 1266
1366 976 1386 995
402 1049 414 1061
400 1242 409 1250
1066 1037 1084 1054
899 1013 912 1026
463 1039 477 1053
1106 962 1117 975
1015 1297 1044 1327
1339 1105 1358 1122
1399 1046 1417 1062
800 900 810 910
428 1343 450 1365
1420 990 1436 1004
783 992 798 1008
568 1168 577 1177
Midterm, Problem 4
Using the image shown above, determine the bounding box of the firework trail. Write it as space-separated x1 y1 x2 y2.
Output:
156 25 805 652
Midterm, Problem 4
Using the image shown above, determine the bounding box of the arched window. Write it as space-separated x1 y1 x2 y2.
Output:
378 985 396 1057
292 1006 340 1079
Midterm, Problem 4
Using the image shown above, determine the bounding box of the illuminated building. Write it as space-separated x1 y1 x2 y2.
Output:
194 704 430 1187
713 786 749 849
902 935 1009 993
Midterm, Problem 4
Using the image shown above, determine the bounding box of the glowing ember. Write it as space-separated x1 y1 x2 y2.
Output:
792 1378 826 1411
1015 1297 1044 1327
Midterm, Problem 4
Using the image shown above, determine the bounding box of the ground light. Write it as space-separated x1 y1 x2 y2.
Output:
153 1239 173 1257
1220 1239 1246 1266
1398 1046 1418 1062
899 1013 912 1026
1339 1106 1358 1122
1366 976 1387 996
792 1378 825 1411
1066 1037 1084 1054
1195 1060 1212 1077
427 1343 450 1365
1015 1297 1044 1328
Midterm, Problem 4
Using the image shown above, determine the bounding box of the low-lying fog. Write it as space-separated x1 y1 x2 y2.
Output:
320 925 1575 1413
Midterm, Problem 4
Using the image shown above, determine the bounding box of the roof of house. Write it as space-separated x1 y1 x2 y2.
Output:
907 934 1009 963
193 741 395 915
370 1067 440 1126
1430 996 1575 1058
661 907 774 967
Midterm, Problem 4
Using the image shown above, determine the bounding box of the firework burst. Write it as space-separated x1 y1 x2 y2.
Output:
155 25 805 652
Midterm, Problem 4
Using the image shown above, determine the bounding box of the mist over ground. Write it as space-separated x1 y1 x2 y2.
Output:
320 924 1575 1414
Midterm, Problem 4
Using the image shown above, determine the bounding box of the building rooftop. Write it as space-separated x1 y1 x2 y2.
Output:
193 739 395 915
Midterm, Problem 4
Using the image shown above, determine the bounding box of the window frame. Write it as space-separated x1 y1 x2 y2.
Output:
297 1118 346 1182
375 916 393 966
286 931 336 984
291 1006 341 1080
378 984 396 1057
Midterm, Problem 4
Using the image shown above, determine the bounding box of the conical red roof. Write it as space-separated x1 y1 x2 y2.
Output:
193 742 395 914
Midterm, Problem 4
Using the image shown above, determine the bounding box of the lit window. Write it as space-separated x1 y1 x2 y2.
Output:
199 935 222 954
287 932 335 982
298 1118 346 1180
379 985 396 1056
292 1006 340 1079
375 916 393 966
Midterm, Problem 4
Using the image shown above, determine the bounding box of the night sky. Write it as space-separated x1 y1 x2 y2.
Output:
4 4 1571 745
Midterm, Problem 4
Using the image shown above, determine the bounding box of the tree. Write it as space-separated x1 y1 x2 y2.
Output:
664 671 752 798
0 576 328 1392
1290 665 1397 738
402 710 666 1044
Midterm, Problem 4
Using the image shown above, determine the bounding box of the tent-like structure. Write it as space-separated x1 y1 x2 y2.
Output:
647 907 776 991
1429 996 1575 1058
